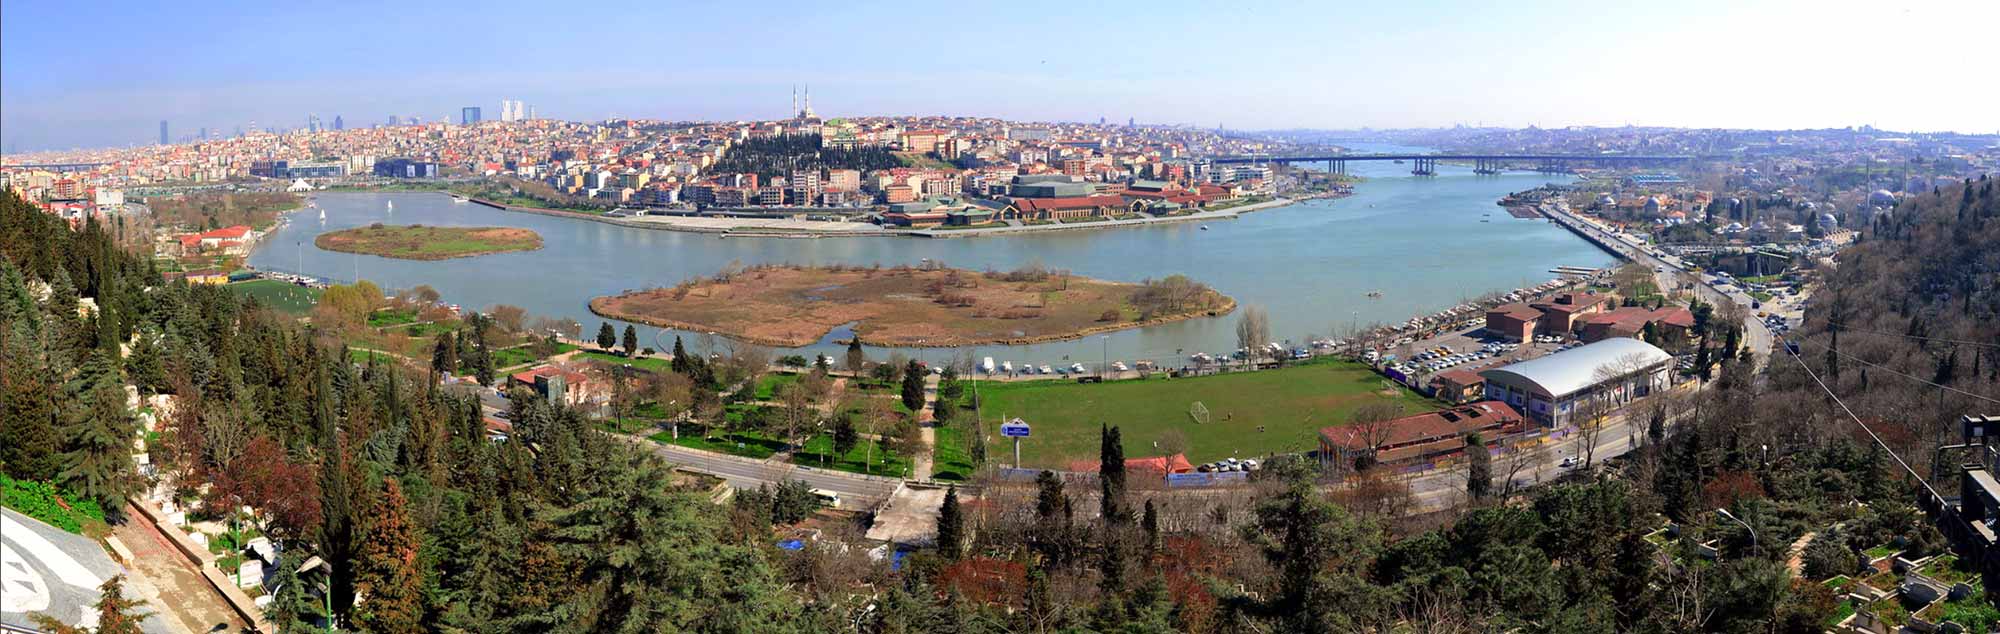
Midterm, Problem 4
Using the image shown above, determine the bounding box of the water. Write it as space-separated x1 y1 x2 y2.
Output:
250 144 1612 367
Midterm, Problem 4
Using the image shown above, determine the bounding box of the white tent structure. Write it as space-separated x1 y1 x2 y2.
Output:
1479 338 1673 425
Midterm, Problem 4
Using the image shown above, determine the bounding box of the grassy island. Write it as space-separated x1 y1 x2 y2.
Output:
590 263 1234 347
314 224 542 260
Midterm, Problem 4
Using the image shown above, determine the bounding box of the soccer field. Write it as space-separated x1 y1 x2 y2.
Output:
225 279 322 316
973 359 1439 469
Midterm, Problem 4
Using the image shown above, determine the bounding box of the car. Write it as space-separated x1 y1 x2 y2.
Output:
1559 457 1579 469
1242 459 1260 470
1039 365 1054 375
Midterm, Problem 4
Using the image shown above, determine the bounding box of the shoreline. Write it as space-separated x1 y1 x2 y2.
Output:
587 290 1239 349
460 192 1316 239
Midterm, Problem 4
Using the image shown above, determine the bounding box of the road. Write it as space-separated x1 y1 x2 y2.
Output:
613 434 905 508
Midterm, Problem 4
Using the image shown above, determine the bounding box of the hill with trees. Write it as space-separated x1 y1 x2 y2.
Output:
708 133 902 181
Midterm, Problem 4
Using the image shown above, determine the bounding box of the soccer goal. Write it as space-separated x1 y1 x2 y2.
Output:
1189 401 1212 425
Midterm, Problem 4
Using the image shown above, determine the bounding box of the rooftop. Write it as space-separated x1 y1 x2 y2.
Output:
1479 338 1672 399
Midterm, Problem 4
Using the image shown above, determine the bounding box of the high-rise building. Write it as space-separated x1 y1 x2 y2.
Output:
334 115 344 130
461 107 482 125
159 120 168 145
198 127 208 140
308 114 321 133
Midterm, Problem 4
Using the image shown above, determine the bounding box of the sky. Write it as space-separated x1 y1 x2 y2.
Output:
4 0 1996 151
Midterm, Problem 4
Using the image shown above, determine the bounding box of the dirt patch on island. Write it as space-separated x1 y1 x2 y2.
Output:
314 224 542 260
590 264 1235 347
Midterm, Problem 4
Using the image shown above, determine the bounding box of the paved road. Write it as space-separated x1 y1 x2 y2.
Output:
615 435 904 508
2 510 173 634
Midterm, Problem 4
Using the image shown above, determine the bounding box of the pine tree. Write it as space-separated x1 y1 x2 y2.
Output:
832 414 859 457
0 333 62 482
845 337 865 374
936 485 964 561
354 478 424 634
671 336 689 374
596 322 616 351
621 324 638 357
59 353 139 517
431 331 457 378
31 574 149 634
264 550 317 633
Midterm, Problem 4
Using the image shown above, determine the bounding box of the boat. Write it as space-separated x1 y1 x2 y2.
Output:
1366 291 1383 298
1199 225 1209 230
451 194 468 203
317 208 326 222
386 200 394 213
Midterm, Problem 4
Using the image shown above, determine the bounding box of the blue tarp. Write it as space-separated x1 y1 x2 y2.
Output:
776 539 805 551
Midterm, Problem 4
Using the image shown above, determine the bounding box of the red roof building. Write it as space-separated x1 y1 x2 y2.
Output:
1318 401 1526 465
1002 195 1127 221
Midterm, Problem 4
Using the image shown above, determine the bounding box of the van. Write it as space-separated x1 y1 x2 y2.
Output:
811 489 841 509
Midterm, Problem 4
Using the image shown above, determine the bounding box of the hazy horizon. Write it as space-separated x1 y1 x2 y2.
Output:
5 0 1997 152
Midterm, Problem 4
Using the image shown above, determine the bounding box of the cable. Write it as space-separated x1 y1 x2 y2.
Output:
1779 330 1944 501
1822 321 2000 351
1790 336 2000 408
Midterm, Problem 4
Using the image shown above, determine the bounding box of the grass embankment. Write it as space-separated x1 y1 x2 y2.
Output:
932 425 975 481
226 279 322 316
976 358 1438 469
314 224 543 260
2 475 107 534
590 264 1233 348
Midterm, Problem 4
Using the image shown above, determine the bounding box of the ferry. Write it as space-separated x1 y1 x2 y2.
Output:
451 194 468 203
1366 290 1383 298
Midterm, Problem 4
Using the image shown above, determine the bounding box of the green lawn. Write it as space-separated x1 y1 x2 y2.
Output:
493 342 577 369
225 279 321 316
1748 291 1775 302
932 424 976 481
367 308 418 327
795 433 912 478
649 429 787 459
576 350 672 372
349 348 398 365
754 373 801 400
975 359 1438 468
391 321 455 339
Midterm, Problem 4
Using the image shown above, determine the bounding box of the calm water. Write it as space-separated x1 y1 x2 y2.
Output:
249 145 1611 367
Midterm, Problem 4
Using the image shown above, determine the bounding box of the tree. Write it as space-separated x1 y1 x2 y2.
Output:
1348 401 1406 472
1099 424 1127 523
1242 481 1387 632
900 359 926 412
264 549 317 634
31 574 149 634
1142 498 1161 555
596 322 616 351
936 485 964 561
431 331 458 378
354 478 424 634
1235 304 1271 359
1466 432 1493 501
60 356 140 518
622 324 638 357
845 337 865 374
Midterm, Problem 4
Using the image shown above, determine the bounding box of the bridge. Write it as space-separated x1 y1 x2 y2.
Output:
1210 153 1693 176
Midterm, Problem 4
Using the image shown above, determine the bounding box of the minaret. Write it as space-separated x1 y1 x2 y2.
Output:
792 86 798 119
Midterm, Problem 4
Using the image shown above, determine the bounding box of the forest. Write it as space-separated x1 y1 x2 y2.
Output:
708 133 903 181
1 174 1996 633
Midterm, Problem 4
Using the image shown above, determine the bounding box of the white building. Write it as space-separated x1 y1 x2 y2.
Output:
1478 338 1674 426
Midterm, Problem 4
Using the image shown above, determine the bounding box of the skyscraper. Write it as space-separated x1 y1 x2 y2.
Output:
159 120 168 145
461 107 482 125
334 115 343 130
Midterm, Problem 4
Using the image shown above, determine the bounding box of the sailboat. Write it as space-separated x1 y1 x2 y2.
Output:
386 200 395 213
318 208 326 222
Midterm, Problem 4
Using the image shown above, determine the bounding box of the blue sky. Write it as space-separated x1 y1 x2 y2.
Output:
4 0 1995 151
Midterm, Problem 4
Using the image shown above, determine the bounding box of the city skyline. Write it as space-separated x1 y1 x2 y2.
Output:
5 0 1999 151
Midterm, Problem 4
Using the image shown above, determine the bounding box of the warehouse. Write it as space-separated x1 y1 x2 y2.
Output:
1478 338 1673 426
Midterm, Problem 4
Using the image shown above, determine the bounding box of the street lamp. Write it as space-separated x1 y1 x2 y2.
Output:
1716 508 1756 555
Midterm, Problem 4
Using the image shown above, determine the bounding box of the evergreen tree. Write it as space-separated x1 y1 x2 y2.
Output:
1465 432 1493 501
31 574 149 634
354 478 424 634
936 485 964 561
671 336 689 374
900 359 926 412
832 414 859 458
0 333 62 482
845 337 865 374
1099 424 1127 522
1142 498 1161 556
596 322 616 351
59 353 139 518
431 331 457 378
263 549 317 634
622 324 638 357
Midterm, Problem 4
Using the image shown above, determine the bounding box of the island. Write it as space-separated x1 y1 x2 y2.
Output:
589 264 1235 347
313 224 543 260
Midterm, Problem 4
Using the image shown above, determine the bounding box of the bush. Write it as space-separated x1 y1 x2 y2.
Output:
2 474 108 534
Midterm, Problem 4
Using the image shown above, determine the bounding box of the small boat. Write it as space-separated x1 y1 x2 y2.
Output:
451 194 467 203
317 208 326 221
1199 225 1209 231
386 200 394 213
1366 291 1383 298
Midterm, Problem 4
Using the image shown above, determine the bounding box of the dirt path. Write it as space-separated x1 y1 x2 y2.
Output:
911 375 938 480
1785 531 1816 578
112 518 246 633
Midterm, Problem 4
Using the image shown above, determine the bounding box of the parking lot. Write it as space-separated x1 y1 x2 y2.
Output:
1373 322 1574 379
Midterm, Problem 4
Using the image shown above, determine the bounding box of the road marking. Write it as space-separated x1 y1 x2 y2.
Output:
0 515 102 589
1 544 53 613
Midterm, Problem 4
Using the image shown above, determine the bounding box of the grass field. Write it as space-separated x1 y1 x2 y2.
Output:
226 279 321 315
975 359 1438 468
932 424 976 481
796 433 912 478
575 350 672 372
314 224 543 260
753 373 801 400
367 308 418 327
493 342 577 369
649 429 787 459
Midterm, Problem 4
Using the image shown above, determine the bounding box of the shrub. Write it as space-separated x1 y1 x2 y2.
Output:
1 474 108 534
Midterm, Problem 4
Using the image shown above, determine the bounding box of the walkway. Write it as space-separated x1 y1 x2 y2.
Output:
910 375 938 480
112 513 245 634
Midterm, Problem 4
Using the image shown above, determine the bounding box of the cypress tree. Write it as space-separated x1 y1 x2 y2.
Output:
845 337 865 374
936 485 964 561
621 324 638 357
900 359 926 412
1142 498 1161 556
596 322 616 351
1099 424 1127 523
431 331 457 378
671 336 689 374
1465 432 1492 501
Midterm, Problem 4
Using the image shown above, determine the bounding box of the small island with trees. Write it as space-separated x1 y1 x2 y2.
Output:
590 263 1235 347
314 223 543 260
